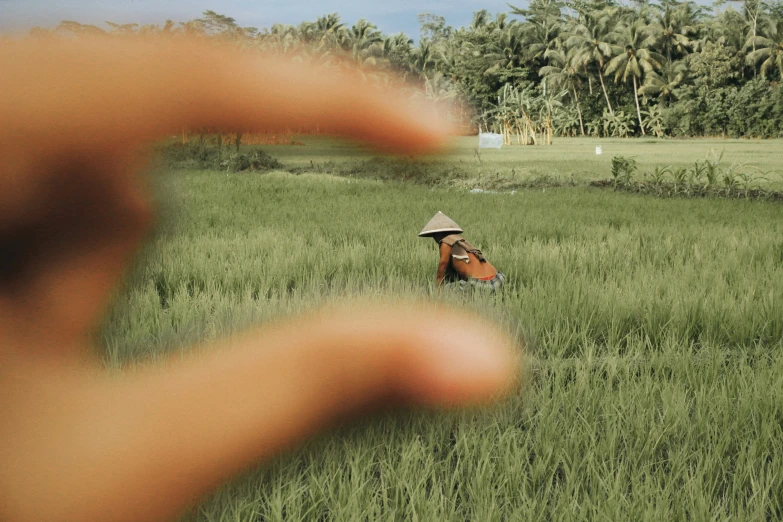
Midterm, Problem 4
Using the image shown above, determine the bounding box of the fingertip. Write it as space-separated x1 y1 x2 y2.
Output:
317 84 457 155
395 310 522 408
311 303 521 409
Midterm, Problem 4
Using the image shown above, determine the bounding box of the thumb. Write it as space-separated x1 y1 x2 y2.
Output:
0 304 521 522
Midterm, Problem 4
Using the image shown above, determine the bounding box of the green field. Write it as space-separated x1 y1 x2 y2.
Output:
260 136 783 188
102 138 783 520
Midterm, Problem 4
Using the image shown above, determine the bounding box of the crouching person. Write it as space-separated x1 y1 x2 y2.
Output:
419 211 505 292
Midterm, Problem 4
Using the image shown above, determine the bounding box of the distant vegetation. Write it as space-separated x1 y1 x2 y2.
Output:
157 135 783 202
593 150 783 200
19 1 783 140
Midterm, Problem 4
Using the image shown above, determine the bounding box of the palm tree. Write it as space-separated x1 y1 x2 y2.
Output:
638 59 687 106
470 9 492 32
381 33 413 78
605 20 664 135
344 19 383 68
347 19 381 50
411 39 435 77
259 24 306 58
483 21 528 83
516 3 563 66
651 1 695 63
742 0 765 54
311 13 347 51
315 13 344 33
566 8 616 114
434 39 461 80
744 18 783 79
105 22 140 35
705 6 747 52
541 47 586 135
55 20 107 36
433 39 471 124
499 21 527 68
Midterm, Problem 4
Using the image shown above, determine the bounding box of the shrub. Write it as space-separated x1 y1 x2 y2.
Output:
158 141 283 172
610 155 637 187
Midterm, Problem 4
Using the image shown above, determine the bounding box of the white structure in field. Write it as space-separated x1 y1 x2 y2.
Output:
479 132 503 149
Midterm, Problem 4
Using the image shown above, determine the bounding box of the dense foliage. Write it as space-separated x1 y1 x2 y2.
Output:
26 1 783 138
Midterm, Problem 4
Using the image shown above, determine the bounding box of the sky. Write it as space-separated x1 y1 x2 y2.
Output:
0 0 523 38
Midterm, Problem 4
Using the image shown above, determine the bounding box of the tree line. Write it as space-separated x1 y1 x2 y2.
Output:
24 1 783 140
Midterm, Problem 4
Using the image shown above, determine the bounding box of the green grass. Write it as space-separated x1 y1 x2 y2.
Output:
256 136 783 189
102 139 783 520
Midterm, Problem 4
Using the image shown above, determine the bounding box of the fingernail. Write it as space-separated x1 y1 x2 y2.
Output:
428 321 519 405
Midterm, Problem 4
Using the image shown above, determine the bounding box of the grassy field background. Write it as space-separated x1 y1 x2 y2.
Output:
261 136 783 188
101 138 783 520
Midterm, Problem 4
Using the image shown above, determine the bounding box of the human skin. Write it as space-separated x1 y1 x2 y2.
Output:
433 235 498 284
0 38 520 522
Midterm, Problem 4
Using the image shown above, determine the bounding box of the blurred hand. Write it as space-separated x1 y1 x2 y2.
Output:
0 38 519 522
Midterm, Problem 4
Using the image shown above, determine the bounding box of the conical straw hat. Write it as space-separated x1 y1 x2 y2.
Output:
418 211 463 237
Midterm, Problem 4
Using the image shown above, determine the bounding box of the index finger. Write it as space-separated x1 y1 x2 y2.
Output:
1 37 454 154
0 37 456 345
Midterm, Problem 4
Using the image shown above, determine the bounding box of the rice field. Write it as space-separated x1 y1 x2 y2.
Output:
101 138 783 520
265 136 783 187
